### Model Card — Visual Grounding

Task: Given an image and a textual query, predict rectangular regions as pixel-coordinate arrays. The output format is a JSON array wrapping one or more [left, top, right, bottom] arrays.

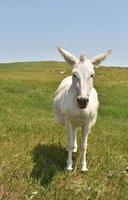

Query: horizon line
[[0, 59, 127, 68]]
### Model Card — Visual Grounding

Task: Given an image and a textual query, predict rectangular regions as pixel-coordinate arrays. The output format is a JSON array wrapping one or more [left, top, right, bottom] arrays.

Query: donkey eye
[[73, 74, 78, 79], [90, 74, 94, 78]]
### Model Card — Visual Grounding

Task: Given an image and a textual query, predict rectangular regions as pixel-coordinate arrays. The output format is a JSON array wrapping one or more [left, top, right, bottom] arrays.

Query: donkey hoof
[[66, 166, 73, 171], [66, 164, 73, 171], [73, 147, 77, 153], [81, 166, 88, 172]]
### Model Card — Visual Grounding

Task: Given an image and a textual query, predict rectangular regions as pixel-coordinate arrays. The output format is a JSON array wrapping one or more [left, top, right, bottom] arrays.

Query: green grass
[[0, 61, 128, 200]]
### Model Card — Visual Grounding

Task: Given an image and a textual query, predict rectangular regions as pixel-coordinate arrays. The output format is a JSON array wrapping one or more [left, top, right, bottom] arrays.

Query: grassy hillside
[[0, 61, 128, 200]]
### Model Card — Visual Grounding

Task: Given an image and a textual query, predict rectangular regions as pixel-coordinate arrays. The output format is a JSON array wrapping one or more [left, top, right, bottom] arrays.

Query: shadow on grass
[[31, 143, 67, 186]]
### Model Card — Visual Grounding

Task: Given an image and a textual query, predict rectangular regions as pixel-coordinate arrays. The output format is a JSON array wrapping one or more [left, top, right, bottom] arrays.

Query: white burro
[[53, 47, 111, 171]]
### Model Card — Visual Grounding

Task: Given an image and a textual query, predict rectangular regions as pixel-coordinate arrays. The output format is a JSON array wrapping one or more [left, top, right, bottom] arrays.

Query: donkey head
[[57, 47, 111, 109]]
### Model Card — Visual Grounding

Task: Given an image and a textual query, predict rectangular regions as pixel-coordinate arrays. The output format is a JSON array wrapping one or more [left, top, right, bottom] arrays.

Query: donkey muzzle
[[77, 96, 89, 109]]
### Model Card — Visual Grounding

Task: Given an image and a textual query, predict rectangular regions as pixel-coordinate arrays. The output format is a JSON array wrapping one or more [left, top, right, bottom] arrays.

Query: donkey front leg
[[81, 125, 90, 172], [73, 129, 77, 152], [65, 121, 76, 171]]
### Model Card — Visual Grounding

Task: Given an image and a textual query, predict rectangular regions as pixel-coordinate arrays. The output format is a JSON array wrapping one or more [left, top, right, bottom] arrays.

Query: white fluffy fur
[[53, 47, 111, 171]]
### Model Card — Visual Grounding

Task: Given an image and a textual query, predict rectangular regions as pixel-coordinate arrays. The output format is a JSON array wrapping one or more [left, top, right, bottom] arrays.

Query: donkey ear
[[90, 49, 112, 67], [57, 47, 77, 65]]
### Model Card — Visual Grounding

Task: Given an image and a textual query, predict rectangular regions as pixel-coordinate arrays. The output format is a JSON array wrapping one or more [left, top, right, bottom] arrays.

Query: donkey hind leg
[[65, 121, 76, 171], [81, 125, 91, 172]]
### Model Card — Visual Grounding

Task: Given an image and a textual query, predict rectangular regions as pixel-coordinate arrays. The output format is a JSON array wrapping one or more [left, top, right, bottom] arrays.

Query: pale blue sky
[[0, 0, 128, 66]]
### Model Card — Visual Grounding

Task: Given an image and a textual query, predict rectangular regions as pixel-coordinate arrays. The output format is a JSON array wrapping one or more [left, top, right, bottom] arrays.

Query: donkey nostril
[[77, 97, 80, 103], [86, 98, 89, 103]]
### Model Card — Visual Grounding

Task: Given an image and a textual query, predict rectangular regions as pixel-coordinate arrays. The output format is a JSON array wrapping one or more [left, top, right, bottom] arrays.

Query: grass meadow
[[0, 61, 128, 200]]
